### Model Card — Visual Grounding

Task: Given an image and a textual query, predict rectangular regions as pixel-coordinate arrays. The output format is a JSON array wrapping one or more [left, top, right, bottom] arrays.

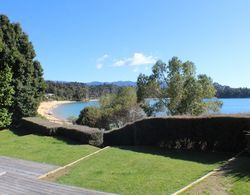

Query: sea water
[[52, 98, 250, 120]]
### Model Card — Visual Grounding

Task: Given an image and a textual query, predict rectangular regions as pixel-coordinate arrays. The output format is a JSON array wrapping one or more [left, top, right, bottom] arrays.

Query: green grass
[[0, 129, 98, 166], [57, 146, 230, 195], [1, 129, 243, 194], [228, 156, 250, 194], [171, 154, 250, 195]]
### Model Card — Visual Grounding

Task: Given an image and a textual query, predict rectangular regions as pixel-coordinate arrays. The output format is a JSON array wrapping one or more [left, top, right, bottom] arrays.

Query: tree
[[0, 65, 14, 128], [0, 15, 45, 122], [137, 57, 222, 116], [0, 27, 14, 128], [76, 87, 144, 130], [76, 107, 102, 128]]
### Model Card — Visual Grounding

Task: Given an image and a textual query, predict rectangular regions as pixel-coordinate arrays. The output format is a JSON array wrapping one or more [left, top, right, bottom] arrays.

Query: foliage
[[76, 87, 145, 130], [215, 82, 250, 98], [0, 130, 98, 166], [104, 116, 249, 152], [45, 81, 88, 101], [0, 65, 14, 128], [44, 80, 250, 102], [45, 80, 121, 101], [57, 146, 229, 195], [137, 57, 222, 116], [76, 107, 102, 128], [0, 15, 45, 123], [20, 117, 103, 146]]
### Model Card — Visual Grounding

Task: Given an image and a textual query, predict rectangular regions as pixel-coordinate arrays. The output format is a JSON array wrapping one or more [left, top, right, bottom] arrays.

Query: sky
[[1, 0, 250, 87]]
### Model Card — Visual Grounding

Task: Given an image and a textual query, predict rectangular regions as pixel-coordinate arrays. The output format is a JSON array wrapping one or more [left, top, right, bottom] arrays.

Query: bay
[[52, 98, 250, 120]]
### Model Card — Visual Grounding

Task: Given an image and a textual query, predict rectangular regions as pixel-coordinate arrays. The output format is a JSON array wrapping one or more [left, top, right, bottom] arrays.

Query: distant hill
[[45, 80, 250, 100], [214, 82, 250, 98], [86, 81, 136, 87]]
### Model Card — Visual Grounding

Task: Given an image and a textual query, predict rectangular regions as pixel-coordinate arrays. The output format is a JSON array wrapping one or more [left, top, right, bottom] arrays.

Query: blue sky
[[1, 0, 250, 87]]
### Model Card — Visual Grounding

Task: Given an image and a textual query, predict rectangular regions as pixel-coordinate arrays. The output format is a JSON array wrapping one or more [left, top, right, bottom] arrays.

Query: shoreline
[[37, 101, 75, 124]]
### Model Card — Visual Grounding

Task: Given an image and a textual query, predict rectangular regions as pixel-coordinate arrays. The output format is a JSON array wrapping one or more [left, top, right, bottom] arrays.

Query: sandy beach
[[37, 101, 75, 124]]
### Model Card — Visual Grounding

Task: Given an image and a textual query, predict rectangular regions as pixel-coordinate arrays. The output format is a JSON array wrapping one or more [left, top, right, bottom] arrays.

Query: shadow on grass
[[117, 146, 233, 165], [9, 128, 82, 145], [222, 152, 250, 181]]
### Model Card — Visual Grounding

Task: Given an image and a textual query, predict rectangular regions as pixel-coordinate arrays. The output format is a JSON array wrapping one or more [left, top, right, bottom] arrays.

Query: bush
[[20, 117, 103, 146], [104, 115, 250, 152], [76, 87, 145, 130], [246, 131, 250, 153], [76, 107, 102, 128]]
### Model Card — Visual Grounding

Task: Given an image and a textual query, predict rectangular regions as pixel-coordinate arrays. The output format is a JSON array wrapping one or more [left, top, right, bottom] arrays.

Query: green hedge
[[104, 116, 250, 152], [20, 117, 103, 146]]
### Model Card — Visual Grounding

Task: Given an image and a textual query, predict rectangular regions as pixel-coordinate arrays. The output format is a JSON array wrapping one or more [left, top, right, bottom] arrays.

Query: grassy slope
[[228, 156, 250, 194], [57, 146, 230, 195], [183, 154, 250, 195], [2, 129, 246, 194], [0, 130, 98, 166]]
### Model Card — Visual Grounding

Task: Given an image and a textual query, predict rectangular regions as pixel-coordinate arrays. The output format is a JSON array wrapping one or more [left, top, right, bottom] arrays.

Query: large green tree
[[0, 65, 14, 128], [137, 57, 222, 116], [0, 15, 45, 123], [77, 87, 144, 130]]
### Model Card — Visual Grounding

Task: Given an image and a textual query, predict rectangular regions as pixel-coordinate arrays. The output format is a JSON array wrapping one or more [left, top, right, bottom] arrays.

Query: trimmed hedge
[[19, 116, 250, 152], [20, 117, 103, 146], [104, 115, 250, 152]]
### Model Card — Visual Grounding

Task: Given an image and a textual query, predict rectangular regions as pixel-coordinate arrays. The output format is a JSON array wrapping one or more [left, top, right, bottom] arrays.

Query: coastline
[[37, 101, 75, 124]]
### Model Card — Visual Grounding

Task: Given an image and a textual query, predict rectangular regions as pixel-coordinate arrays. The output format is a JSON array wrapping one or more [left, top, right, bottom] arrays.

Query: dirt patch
[[182, 156, 246, 195], [183, 170, 232, 195], [40, 167, 71, 182]]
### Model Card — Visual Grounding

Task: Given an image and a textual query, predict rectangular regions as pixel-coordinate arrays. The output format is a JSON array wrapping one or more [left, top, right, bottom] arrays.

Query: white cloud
[[95, 54, 109, 69], [113, 53, 156, 67], [133, 67, 139, 72], [96, 63, 103, 69], [97, 54, 109, 62]]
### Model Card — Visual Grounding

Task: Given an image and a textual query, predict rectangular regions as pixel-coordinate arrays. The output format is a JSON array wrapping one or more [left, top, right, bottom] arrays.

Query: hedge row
[[20, 117, 103, 146], [104, 115, 250, 152]]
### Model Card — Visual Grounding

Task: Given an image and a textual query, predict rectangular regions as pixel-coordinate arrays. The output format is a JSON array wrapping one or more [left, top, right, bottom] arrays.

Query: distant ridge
[[86, 81, 136, 87], [45, 80, 250, 98], [46, 80, 136, 87], [86, 82, 250, 97]]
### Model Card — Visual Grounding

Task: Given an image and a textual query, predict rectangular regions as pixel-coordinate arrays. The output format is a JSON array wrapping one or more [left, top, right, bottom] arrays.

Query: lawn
[[182, 154, 250, 195], [1, 129, 244, 194], [0, 129, 98, 166], [228, 155, 250, 195], [57, 146, 231, 195]]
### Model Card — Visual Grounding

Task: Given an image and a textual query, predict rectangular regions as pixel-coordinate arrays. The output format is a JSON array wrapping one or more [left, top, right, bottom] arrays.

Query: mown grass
[[228, 155, 250, 194], [57, 146, 231, 195], [2, 129, 246, 194], [0, 129, 98, 166], [183, 154, 250, 195]]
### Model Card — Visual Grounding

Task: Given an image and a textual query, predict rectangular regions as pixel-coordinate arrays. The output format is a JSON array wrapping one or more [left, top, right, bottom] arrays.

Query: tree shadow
[[116, 146, 233, 165], [222, 152, 250, 181], [9, 128, 82, 145], [9, 127, 32, 136]]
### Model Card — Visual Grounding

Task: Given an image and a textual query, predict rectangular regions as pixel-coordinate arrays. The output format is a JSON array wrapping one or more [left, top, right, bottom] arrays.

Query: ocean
[[52, 98, 250, 120]]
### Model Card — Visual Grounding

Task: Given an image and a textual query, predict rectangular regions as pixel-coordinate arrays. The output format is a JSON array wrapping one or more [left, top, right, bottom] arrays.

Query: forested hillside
[[45, 80, 250, 101], [45, 81, 120, 100], [214, 83, 250, 98]]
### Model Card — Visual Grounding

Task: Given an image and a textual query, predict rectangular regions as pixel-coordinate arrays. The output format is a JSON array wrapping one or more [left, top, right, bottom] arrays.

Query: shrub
[[76, 87, 145, 130], [104, 115, 250, 152], [20, 117, 103, 146], [76, 107, 102, 128]]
